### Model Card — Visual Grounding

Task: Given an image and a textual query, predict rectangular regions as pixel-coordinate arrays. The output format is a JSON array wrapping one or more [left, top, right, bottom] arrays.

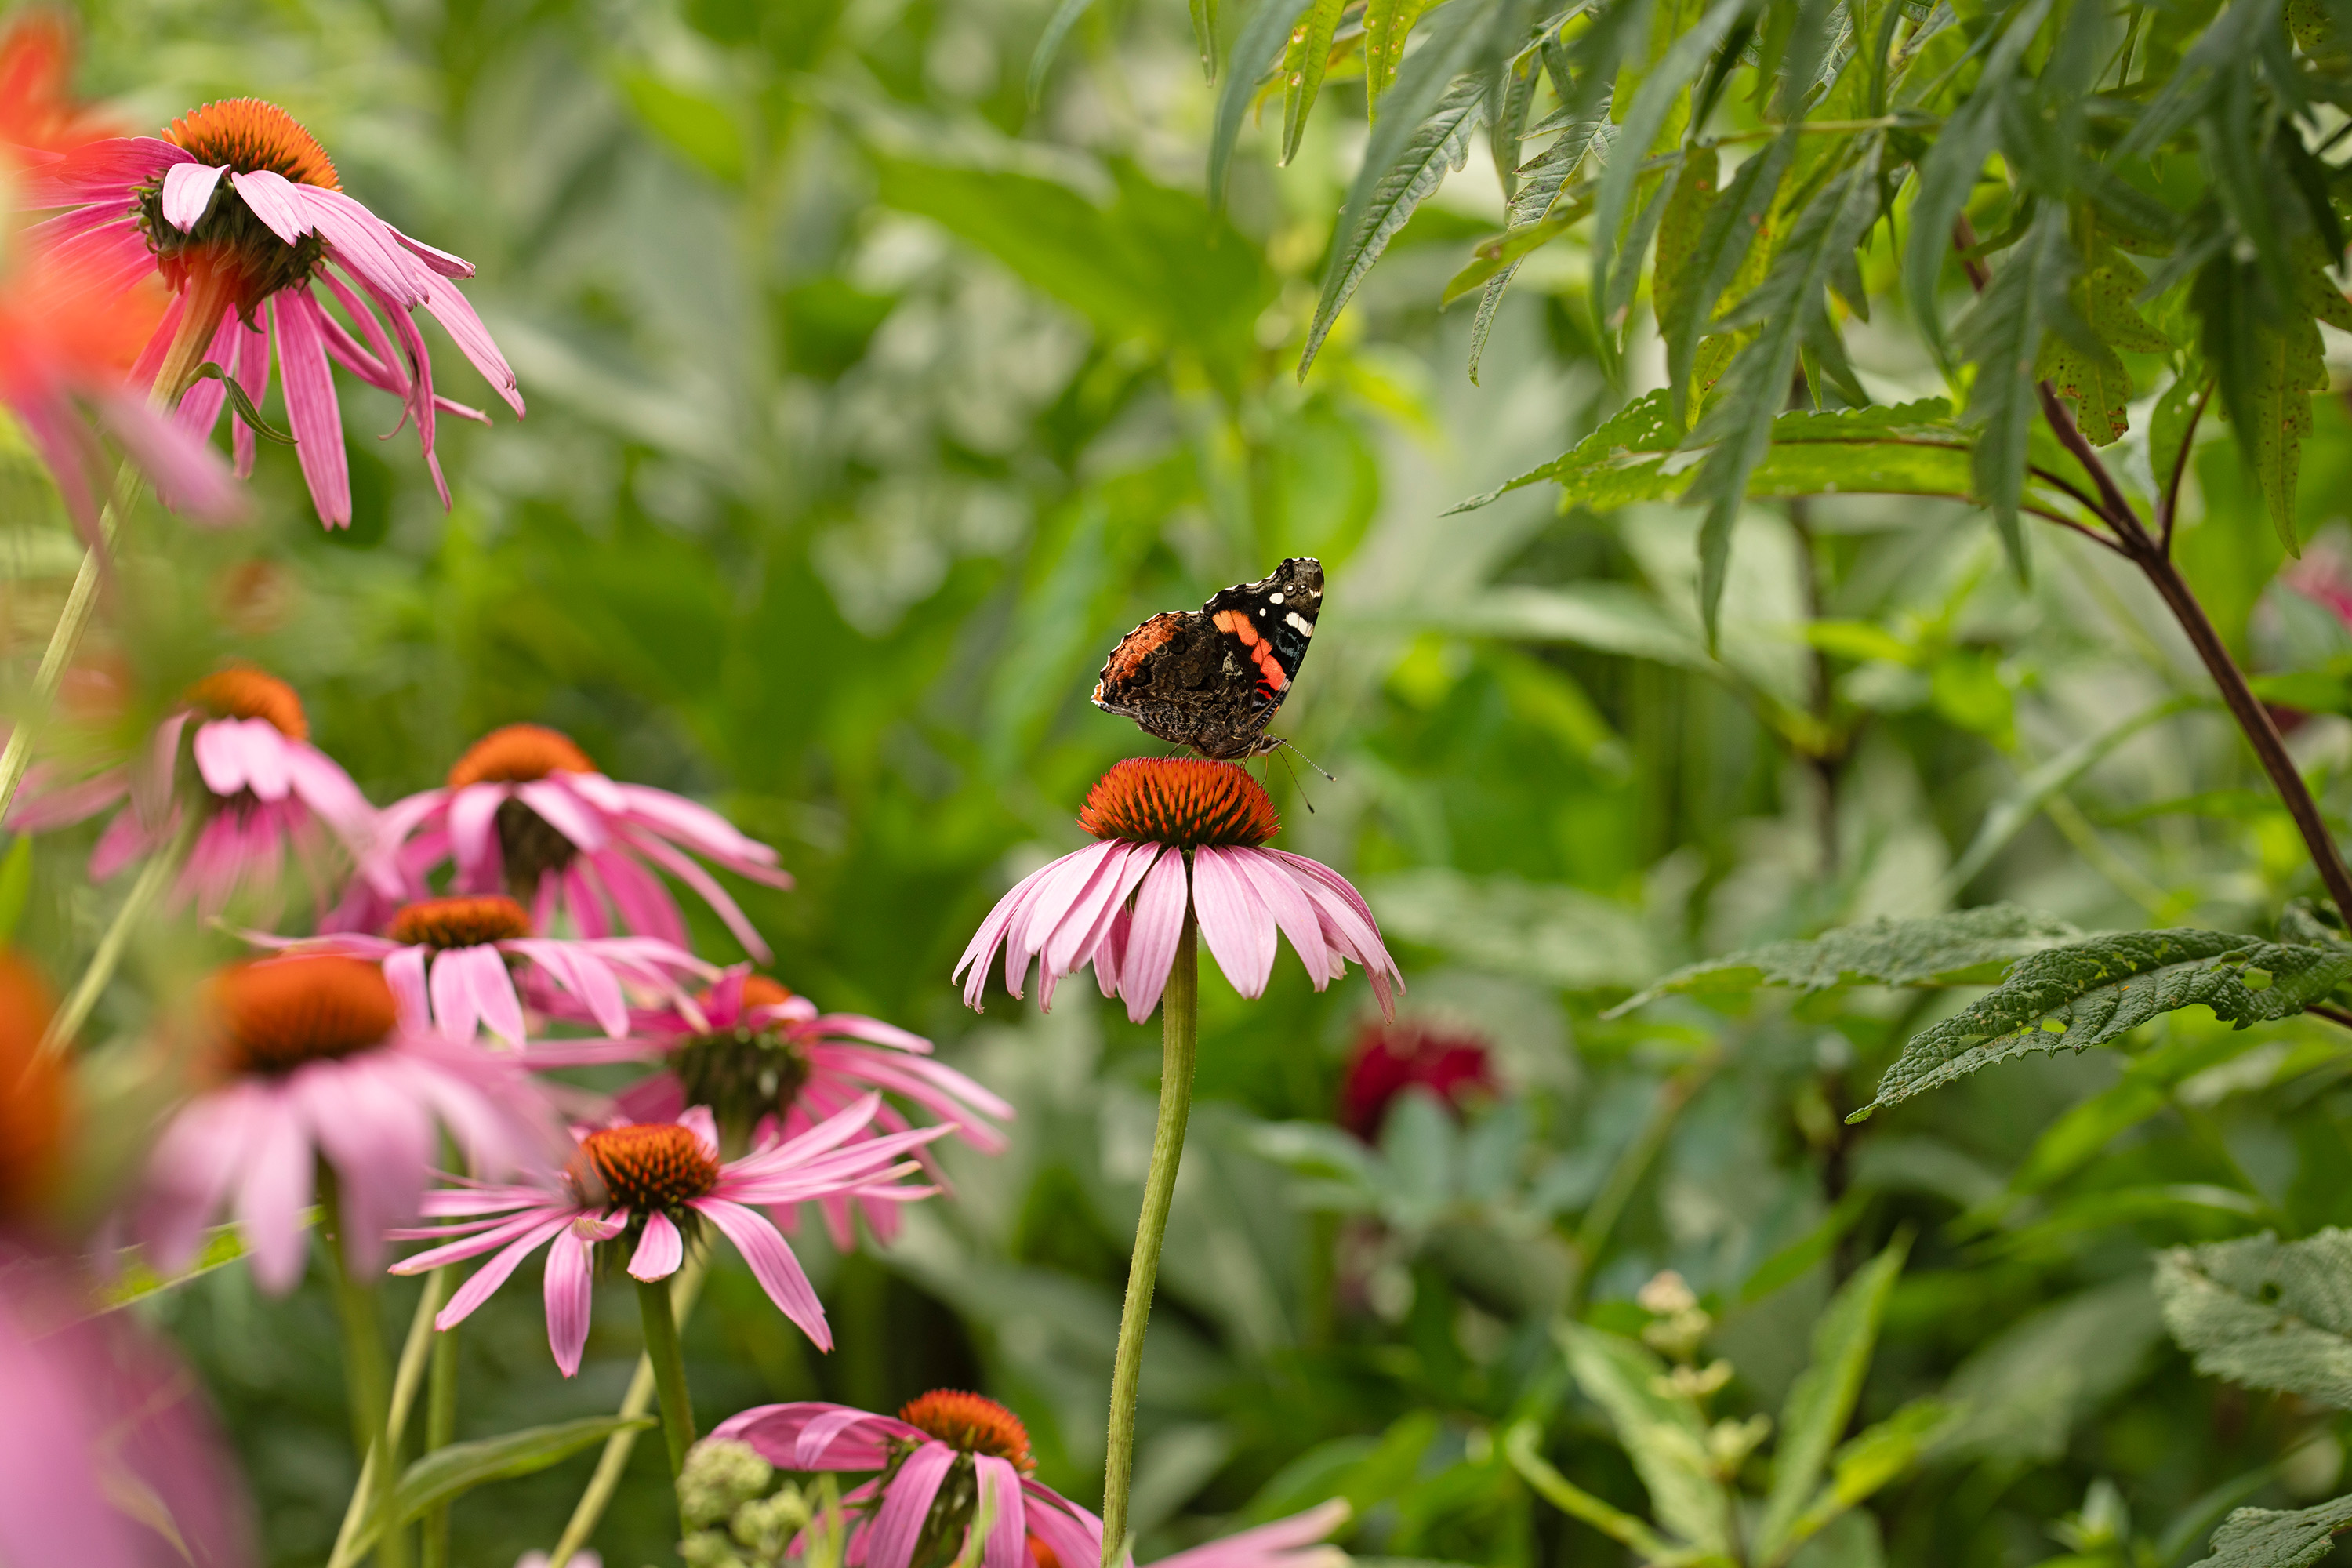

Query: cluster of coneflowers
[[0, 16, 1401, 1568]]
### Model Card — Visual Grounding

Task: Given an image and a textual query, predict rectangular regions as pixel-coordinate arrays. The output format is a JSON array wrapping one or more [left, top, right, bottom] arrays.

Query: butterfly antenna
[[1269, 746, 1316, 814], [1278, 738, 1338, 783]]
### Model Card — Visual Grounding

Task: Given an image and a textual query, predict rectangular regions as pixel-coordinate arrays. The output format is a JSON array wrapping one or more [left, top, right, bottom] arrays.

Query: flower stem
[[548, 1258, 706, 1568], [419, 1274, 460, 1568], [322, 1174, 411, 1568], [637, 1272, 699, 1484], [1101, 909, 1198, 1568], [36, 807, 195, 1060], [326, 1268, 448, 1568]]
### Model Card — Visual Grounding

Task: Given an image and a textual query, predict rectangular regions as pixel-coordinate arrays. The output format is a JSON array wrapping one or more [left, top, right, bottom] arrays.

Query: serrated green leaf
[[351, 1417, 654, 1559], [1279, 0, 1349, 160], [1444, 198, 1596, 307], [2199, 251, 2325, 556], [1591, 0, 1747, 323], [1660, 135, 1791, 428], [1490, 34, 1544, 201], [1364, 0, 1433, 112], [1957, 201, 2081, 578], [1301, 5, 1495, 379], [1857, 929, 2352, 1117], [1606, 904, 2082, 1015], [2189, 1494, 2352, 1568], [1466, 93, 1613, 379], [1212, 0, 1315, 209], [2035, 249, 2172, 446], [1755, 1238, 1911, 1564], [1557, 1323, 1732, 1554], [1681, 140, 1887, 642], [2156, 1230, 2352, 1408]]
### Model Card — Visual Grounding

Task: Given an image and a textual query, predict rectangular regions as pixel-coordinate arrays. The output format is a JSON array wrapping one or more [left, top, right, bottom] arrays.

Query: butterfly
[[1091, 557, 1323, 760]]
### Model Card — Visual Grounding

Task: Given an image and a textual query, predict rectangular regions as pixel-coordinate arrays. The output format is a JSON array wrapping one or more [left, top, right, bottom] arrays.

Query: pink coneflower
[[340, 723, 792, 960], [955, 759, 1400, 1024], [390, 1098, 944, 1374], [1148, 1502, 1351, 1568], [535, 969, 1011, 1247], [1337, 1021, 1496, 1140], [715, 1391, 1105, 1568], [251, 893, 714, 1047], [9, 666, 373, 915], [20, 96, 522, 527], [132, 954, 554, 1294]]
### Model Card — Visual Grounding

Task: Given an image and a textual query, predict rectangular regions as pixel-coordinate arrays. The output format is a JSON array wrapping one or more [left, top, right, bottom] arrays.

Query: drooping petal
[[429, 948, 482, 1044], [862, 1441, 956, 1568], [543, 1226, 593, 1377], [1116, 848, 1190, 1024], [466, 943, 527, 1046], [689, 1197, 828, 1348], [159, 162, 227, 231], [383, 944, 431, 1033], [236, 720, 294, 803], [15, 136, 190, 207], [99, 391, 245, 524], [973, 1455, 1028, 1568], [629, 1210, 684, 1281], [226, 167, 316, 246], [679, 1105, 721, 1162], [1229, 846, 1333, 986], [445, 784, 505, 881], [271, 289, 352, 526], [1191, 847, 1276, 999], [230, 1089, 314, 1294], [435, 1211, 573, 1330]]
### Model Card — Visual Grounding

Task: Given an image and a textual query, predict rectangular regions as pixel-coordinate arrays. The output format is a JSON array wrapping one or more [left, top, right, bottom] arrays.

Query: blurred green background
[[17, 0, 2352, 1562]]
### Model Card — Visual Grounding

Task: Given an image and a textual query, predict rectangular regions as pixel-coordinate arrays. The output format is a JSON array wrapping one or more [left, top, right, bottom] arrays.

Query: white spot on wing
[[1286, 612, 1313, 637], [1270, 592, 1284, 604]]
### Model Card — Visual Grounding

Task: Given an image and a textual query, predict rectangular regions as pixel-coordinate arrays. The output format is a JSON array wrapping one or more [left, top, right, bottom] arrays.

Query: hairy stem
[[322, 1174, 411, 1568], [548, 1258, 706, 1568], [637, 1274, 698, 1484], [1101, 910, 1200, 1567]]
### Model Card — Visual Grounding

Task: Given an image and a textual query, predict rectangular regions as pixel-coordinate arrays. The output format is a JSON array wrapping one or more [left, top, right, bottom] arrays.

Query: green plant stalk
[[637, 1273, 698, 1483], [326, 1269, 448, 1568], [36, 808, 198, 1060], [1100, 910, 1199, 1568], [547, 1258, 707, 1567], [322, 1174, 411, 1568], [419, 1273, 461, 1568]]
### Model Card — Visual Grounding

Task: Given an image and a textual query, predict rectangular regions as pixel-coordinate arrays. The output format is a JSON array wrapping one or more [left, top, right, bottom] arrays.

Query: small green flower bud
[[680, 1438, 776, 1528]]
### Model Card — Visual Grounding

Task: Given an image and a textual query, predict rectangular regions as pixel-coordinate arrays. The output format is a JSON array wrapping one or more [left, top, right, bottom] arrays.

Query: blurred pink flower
[[955, 759, 1400, 1024], [528, 968, 1011, 1247], [1149, 1502, 1350, 1568], [132, 955, 554, 1294], [9, 666, 372, 915], [391, 1098, 942, 1374], [251, 892, 714, 1047], [1338, 1021, 1494, 1141], [337, 724, 791, 960], [714, 1391, 1102, 1568], [20, 96, 521, 527]]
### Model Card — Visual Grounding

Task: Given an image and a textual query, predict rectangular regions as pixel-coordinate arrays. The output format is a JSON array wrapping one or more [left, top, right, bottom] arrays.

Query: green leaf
[[2037, 249, 2172, 447], [1936, 1276, 2164, 1464], [1590, 0, 1746, 324], [1956, 201, 2082, 579], [2155, 1230, 2352, 1408], [1557, 1323, 1731, 1555], [1684, 139, 1885, 644], [0, 834, 31, 946], [1027, 0, 1097, 106], [1464, 90, 1611, 380], [2188, 1494, 2352, 1568], [1784, 1402, 1954, 1549], [1280, 0, 1350, 162], [1301, 4, 1496, 380], [2198, 241, 2340, 554], [1755, 1238, 1911, 1564], [1364, 0, 1434, 113], [351, 1417, 655, 1558], [93, 1215, 310, 1312], [1444, 199, 1597, 307], [188, 363, 296, 446], [615, 71, 746, 184], [1365, 867, 1661, 989], [1659, 135, 1792, 429], [1606, 904, 2083, 1016], [1192, 0, 1220, 78], [1856, 929, 2352, 1118], [1211, 0, 1315, 209]]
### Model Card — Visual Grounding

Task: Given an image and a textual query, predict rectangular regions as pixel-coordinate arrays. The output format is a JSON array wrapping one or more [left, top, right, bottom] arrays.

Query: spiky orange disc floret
[[0, 954, 64, 1218], [213, 956, 396, 1076], [898, 1389, 1036, 1473], [387, 895, 531, 949], [448, 724, 596, 789], [186, 665, 307, 740], [739, 976, 795, 1010], [1076, 757, 1279, 849], [572, 1124, 721, 1210], [163, 98, 339, 187]]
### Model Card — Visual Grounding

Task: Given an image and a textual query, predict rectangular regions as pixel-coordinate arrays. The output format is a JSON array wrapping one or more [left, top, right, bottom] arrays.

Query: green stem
[[326, 1269, 446, 1568], [1100, 909, 1199, 1568], [548, 1259, 706, 1568], [322, 1174, 411, 1568], [37, 808, 195, 1059], [419, 1273, 460, 1568], [637, 1273, 698, 1483]]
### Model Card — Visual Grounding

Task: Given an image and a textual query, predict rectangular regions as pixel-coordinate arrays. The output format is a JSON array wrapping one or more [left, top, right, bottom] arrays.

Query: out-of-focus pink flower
[[0, 17, 241, 535], [955, 759, 1401, 1025], [9, 666, 373, 916], [18, 96, 521, 528], [2282, 539, 2352, 627], [1147, 1501, 1351, 1568], [528, 968, 1011, 1247], [1338, 1021, 1496, 1141], [339, 723, 792, 960], [391, 1098, 943, 1374], [716, 1391, 1104, 1568], [250, 893, 714, 1047], [132, 954, 554, 1294]]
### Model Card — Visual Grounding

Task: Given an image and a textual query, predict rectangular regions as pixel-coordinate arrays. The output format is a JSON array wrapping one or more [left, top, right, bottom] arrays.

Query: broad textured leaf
[[1755, 1239, 1911, 1563], [1211, 0, 1315, 208], [1956, 201, 2081, 579], [1936, 1276, 2164, 1463], [1606, 904, 2082, 1015], [1364, 0, 1434, 112], [1684, 139, 1885, 644], [1279, 0, 1349, 162], [1301, 2, 1496, 379], [2156, 1230, 2352, 1407], [351, 1417, 653, 1555], [1857, 929, 2352, 1116], [1557, 1323, 1732, 1554], [2190, 1494, 2352, 1568]]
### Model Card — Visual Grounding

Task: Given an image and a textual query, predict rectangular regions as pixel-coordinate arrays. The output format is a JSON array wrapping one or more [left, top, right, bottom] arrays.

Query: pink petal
[[679, 1105, 721, 1161], [1192, 848, 1276, 998], [160, 162, 228, 231], [436, 1211, 572, 1328], [231, 1090, 314, 1294], [447, 784, 506, 882], [690, 1197, 828, 1348], [629, 1210, 684, 1281], [864, 1442, 956, 1568], [543, 1227, 594, 1376], [1116, 848, 1190, 1024], [383, 945, 432, 1032], [15, 136, 189, 206], [974, 1455, 1028, 1568], [515, 778, 608, 853], [189, 719, 249, 797], [467, 944, 527, 1045], [227, 168, 315, 246], [1229, 847, 1332, 985], [430, 947, 482, 1043], [237, 720, 294, 802], [99, 392, 244, 524], [271, 289, 352, 526], [391, 227, 475, 278]]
